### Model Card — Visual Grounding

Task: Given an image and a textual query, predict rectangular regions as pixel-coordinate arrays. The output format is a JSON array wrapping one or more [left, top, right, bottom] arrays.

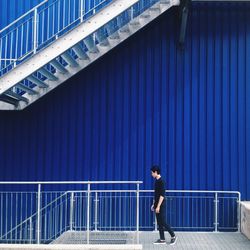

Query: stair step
[[27, 75, 49, 88], [140, 10, 151, 18], [105, 20, 120, 39], [61, 52, 78, 67], [50, 59, 68, 74], [5, 90, 29, 104], [38, 68, 57, 81], [72, 44, 88, 60], [84, 36, 99, 53], [0, 95, 19, 106], [96, 29, 110, 47], [149, 3, 161, 11], [16, 83, 38, 95], [160, 0, 171, 4]]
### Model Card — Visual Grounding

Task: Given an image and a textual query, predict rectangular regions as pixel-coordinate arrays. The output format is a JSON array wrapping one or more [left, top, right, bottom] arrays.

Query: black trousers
[[155, 204, 175, 240]]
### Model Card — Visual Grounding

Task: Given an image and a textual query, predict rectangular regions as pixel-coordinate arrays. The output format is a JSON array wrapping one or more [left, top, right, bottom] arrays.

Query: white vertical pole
[[237, 193, 241, 232], [33, 7, 38, 54], [154, 216, 157, 231], [94, 192, 98, 231], [136, 184, 140, 244], [70, 192, 74, 231], [214, 192, 218, 232], [87, 183, 90, 244], [29, 217, 33, 243], [80, 0, 84, 23], [37, 184, 41, 244]]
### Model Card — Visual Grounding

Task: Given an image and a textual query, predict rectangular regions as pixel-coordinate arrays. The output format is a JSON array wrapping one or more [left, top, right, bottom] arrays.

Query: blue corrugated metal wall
[[0, 2, 249, 200]]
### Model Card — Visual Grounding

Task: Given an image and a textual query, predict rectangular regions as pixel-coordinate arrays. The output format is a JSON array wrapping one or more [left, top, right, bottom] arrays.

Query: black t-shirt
[[154, 177, 165, 208]]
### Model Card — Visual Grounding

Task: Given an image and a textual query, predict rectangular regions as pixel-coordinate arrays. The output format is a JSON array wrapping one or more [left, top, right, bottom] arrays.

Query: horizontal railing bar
[[0, 181, 143, 185], [0, 59, 18, 61], [140, 190, 241, 195]]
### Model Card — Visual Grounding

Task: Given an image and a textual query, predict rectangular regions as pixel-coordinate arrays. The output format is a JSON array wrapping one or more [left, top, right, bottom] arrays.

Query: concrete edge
[[0, 244, 142, 250]]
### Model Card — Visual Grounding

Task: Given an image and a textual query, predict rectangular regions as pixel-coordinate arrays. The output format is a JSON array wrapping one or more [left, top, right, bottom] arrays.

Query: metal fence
[[0, 181, 241, 245], [0, 181, 142, 244]]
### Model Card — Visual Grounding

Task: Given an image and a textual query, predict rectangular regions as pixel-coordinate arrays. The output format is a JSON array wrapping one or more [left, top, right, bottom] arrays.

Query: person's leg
[[159, 205, 175, 238], [163, 220, 175, 238], [156, 212, 165, 240], [159, 205, 178, 245]]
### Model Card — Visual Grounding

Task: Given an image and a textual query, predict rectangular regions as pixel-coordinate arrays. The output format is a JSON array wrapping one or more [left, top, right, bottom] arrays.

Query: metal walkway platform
[[141, 232, 250, 250], [0, 232, 248, 249], [51, 231, 250, 249]]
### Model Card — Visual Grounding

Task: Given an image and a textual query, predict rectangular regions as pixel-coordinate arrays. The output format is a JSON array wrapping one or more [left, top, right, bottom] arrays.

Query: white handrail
[[0, 181, 142, 184]]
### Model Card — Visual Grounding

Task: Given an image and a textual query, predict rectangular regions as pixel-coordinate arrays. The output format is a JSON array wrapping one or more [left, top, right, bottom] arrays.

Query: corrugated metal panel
[[0, 2, 249, 202]]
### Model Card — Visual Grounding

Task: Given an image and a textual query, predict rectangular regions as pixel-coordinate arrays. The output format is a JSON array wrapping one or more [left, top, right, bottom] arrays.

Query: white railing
[[0, 0, 114, 75], [0, 181, 142, 244], [0, 181, 241, 245], [140, 190, 241, 232]]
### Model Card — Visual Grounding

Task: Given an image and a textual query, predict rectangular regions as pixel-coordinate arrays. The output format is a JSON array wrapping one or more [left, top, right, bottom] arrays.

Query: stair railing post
[[29, 217, 33, 244], [70, 192, 74, 231], [80, 0, 84, 23], [87, 183, 90, 244], [94, 192, 98, 231], [136, 183, 140, 244], [36, 183, 41, 244], [214, 192, 218, 232], [33, 7, 38, 54]]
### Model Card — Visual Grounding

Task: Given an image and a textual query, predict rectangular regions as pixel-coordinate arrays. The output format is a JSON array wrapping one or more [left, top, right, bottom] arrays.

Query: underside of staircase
[[0, 0, 180, 110]]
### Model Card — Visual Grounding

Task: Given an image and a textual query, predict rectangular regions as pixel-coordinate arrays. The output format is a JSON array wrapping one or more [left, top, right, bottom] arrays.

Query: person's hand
[[155, 206, 160, 213], [151, 204, 155, 212]]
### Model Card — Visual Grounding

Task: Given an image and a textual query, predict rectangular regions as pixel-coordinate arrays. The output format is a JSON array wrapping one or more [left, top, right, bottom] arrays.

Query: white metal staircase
[[0, 0, 180, 110]]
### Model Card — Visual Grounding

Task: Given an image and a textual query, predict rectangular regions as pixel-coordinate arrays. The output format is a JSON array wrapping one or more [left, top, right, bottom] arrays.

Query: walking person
[[151, 165, 177, 245]]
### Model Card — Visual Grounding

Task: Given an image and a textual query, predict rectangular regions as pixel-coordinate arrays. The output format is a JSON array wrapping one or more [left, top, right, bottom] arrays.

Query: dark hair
[[151, 165, 161, 175]]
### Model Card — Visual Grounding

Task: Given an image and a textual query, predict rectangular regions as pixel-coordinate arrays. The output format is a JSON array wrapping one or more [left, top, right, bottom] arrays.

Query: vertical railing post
[[94, 192, 98, 231], [80, 0, 84, 23], [36, 183, 41, 244], [237, 193, 241, 232], [70, 192, 74, 231], [33, 7, 38, 54], [214, 192, 218, 232], [130, 6, 134, 20], [29, 217, 33, 244], [136, 184, 140, 244], [154, 216, 157, 231], [87, 183, 90, 244]]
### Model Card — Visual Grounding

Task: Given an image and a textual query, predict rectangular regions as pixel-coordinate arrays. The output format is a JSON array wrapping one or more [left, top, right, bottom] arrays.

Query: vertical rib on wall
[[0, 2, 249, 200]]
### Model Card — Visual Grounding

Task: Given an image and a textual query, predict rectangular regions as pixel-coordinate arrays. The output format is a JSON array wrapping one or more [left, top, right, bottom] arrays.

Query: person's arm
[[155, 180, 165, 213], [155, 196, 164, 213]]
